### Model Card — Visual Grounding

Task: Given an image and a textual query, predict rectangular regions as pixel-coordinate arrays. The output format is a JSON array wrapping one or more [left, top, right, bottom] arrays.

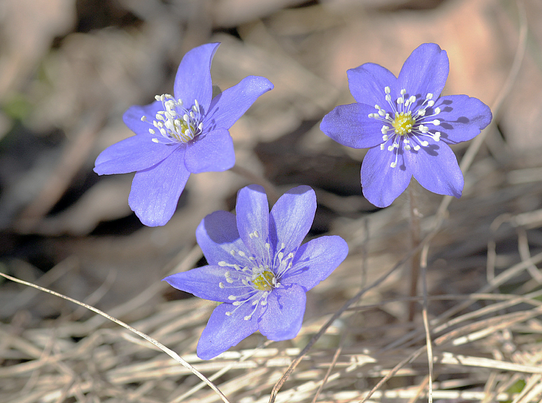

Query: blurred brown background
[[2, 0, 542, 402]]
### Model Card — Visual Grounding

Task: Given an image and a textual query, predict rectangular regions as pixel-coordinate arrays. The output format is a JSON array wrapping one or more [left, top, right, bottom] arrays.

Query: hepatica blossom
[[94, 43, 273, 226], [320, 43, 492, 208], [164, 185, 348, 359]]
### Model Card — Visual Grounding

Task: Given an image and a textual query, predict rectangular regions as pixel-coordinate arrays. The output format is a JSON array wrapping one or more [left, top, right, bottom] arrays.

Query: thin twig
[[311, 334, 345, 403], [420, 241, 433, 403]]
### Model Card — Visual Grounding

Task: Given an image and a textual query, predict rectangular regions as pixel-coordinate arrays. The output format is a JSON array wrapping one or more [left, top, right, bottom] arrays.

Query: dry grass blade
[[0, 272, 231, 403]]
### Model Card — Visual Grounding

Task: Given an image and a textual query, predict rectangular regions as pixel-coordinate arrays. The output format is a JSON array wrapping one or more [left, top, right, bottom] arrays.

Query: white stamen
[[147, 94, 204, 144]]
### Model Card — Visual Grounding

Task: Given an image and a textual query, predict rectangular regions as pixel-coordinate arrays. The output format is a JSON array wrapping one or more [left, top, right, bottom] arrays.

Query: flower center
[[367, 87, 443, 168], [216, 240, 296, 321], [392, 112, 414, 136], [141, 94, 204, 145], [252, 270, 276, 291]]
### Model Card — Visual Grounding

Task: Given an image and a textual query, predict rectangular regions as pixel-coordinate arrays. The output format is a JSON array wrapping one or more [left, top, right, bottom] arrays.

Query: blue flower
[[320, 43, 492, 208], [163, 185, 348, 360], [94, 43, 273, 226]]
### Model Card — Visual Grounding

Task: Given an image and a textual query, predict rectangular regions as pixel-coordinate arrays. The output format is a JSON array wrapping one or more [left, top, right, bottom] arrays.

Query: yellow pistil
[[252, 270, 275, 291], [392, 112, 414, 136]]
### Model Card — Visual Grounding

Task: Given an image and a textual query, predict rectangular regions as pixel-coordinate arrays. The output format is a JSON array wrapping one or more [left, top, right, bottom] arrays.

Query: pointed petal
[[128, 147, 190, 226], [406, 140, 463, 198], [123, 100, 164, 136], [282, 236, 348, 291], [258, 285, 306, 341], [361, 146, 411, 208], [269, 186, 316, 256], [347, 63, 397, 109], [94, 135, 176, 175], [196, 210, 251, 265], [434, 95, 492, 144], [235, 185, 270, 258], [174, 43, 220, 112], [205, 76, 273, 131], [197, 301, 260, 360], [163, 265, 252, 303], [320, 103, 386, 149], [397, 43, 449, 99], [184, 129, 235, 173]]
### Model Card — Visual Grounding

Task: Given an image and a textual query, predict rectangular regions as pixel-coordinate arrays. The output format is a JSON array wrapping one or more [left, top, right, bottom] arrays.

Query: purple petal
[[123, 101, 164, 136], [282, 236, 348, 291], [173, 43, 219, 113], [361, 146, 412, 208], [205, 76, 274, 131], [128, 147, 190, 226], [405, 140, 463, 198], [184, 129, 235, 173], [434, 95, 492, 144], [163, 265, 252, 303], [236, 185, 270, 258], [397, 43, 449, 99], [347, 63, 397, 109], [258, 284, 306, 341], [197, 301, 260, 360], [94, 135, 176, 175], [269, 186, 316, 256], [320, 103, 386, 149], [196, 210, 251, 266]]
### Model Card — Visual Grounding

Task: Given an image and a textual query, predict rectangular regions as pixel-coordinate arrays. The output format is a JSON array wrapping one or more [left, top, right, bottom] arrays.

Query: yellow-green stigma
[[252, 270, 276, 291], [392, 111, 414, 136]]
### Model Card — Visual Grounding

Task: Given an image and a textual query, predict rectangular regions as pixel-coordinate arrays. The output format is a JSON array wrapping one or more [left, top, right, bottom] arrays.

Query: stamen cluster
[[368, 87, 442, 168], [217, 239, 295, 321], [142, 94, 204, 144]]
